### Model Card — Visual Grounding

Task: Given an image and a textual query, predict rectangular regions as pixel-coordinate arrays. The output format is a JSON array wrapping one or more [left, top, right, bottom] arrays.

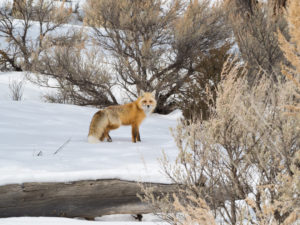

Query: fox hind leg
[[88, 110, 109, 143], [100, 133, 105, 142], [101, 127, 113, 142], [107, 133, 112, 142]]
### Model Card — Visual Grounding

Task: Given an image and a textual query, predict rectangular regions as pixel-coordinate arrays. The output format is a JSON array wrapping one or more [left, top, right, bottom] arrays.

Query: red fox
[[88, 90, 156, 143]]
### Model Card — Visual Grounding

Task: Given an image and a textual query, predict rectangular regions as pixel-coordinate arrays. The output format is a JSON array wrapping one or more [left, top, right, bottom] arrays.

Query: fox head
[[138, 90, 157, 115]]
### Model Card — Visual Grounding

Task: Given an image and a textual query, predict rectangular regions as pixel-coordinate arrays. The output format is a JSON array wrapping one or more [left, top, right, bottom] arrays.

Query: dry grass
[[141, 2, 300, 223], [278, 0, 300, 118]]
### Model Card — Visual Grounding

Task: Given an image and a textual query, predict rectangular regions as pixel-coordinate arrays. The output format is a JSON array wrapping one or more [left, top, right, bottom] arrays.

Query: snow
[[95, 214, 164, 222], [0, 71, 177, 224], [0, 72, 51, 101], [0, 72, 180, 186], [0, 217, 168, 225], [0, 100, 179, 185], [0, 2, 180, 223]]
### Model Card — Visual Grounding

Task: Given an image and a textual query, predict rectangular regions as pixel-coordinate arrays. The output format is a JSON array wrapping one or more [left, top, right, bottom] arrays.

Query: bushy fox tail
[[88, 110, 108, 143]]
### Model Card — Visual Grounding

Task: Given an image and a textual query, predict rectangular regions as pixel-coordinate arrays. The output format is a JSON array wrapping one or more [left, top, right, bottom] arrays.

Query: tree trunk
[[0, 178, 246, 219], [0, 179, 176, 219]]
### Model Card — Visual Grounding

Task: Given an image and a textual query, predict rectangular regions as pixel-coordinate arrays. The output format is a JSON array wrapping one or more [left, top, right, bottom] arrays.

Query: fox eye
[[149, 100, 153, 103], [142, 100, 147, 104]]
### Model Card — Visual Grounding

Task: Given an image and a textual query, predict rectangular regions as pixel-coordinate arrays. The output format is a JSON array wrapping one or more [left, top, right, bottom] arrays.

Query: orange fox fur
[[88, 91, 156, 143]]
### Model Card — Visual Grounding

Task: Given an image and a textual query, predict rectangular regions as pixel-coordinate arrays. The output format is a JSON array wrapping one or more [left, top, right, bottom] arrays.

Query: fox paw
[[107, 137, 112, 142]]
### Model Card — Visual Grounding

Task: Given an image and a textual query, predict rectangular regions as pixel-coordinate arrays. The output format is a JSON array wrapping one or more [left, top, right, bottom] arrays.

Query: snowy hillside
[[0, 71, 179, 224], [0, 72, 180, 186], [0, 72, 52, 102], [0, 101, 179, 185]]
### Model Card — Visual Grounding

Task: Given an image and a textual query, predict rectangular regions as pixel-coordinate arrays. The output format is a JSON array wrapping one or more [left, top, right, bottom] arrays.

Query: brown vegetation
[[0, 0, 71, 71], [142, 57, 299, 225], [142, 1, 300, 224], [84, 0, 229, 113], [225, 0, 287, 79], [278, 0, 300, 117], [177, 43, 232, 121], [31, 32, 118, 107]]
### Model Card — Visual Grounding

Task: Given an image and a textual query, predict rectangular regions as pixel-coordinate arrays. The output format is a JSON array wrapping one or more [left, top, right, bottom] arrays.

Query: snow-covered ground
[[0, 72, 180, 186], [0, 71, 179, 224], [0, 214, 168, 225], [0, 216, 168, 225], [0, 100, 179, 185], [0, 2, 179, 222]]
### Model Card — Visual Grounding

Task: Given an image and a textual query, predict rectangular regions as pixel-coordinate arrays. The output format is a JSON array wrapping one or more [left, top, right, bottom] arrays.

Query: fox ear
[[151, 90, 156, 96], [140, 90, 145, 96]]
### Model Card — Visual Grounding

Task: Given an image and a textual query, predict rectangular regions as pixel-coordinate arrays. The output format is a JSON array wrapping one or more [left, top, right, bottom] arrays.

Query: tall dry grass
[[141, 1, 300, 224]]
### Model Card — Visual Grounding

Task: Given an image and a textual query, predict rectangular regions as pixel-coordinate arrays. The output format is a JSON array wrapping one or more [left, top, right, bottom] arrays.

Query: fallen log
[[0, 179, 176, 218]]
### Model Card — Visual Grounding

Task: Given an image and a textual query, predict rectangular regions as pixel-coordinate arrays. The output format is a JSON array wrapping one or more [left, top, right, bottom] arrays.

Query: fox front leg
[[137, 130, 141, 142], [131, 124, 139, 143], [135, 125, 141, 142]]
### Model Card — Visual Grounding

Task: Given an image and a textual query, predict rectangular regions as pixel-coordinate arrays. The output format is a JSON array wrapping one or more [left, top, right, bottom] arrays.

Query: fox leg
[[137, 129, 141, 142], [100, 134, 105, 141], [106, 133, 112, 142], [100, 134, 106, 142], [103, 128, 112, 142], [132, 124, 141, 142], [88, 110, 109, 143], [131, 124, 138, 143]]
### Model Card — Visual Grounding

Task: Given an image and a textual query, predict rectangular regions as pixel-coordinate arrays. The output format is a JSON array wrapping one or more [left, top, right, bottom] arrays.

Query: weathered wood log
[[0, 179, 176, 218]]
